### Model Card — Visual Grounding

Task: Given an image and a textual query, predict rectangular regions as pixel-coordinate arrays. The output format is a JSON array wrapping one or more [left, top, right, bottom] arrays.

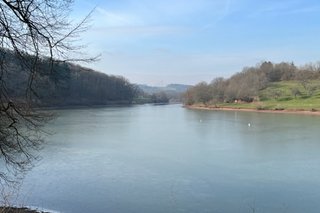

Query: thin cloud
[[285, 6, 320, 15], [95, 7, 141, 27], [201, 0, 232, 30], [92, 25, 193, 37], [248, 1, 320, 17]]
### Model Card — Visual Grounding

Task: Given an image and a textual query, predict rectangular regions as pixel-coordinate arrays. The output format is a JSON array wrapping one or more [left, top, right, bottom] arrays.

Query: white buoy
[[248, 123, 251, 127], [199, 119, 202, 123]]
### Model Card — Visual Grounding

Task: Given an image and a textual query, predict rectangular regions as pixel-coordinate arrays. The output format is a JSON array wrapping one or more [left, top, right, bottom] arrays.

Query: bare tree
[[0, 0, 95, 183], [192, 82, 212, 105], [210, 77, 226, 102]]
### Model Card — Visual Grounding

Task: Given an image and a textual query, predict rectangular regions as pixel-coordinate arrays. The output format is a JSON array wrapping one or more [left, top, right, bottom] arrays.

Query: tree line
[[3, 49, 139, 107], [184, 61, 320, 105]]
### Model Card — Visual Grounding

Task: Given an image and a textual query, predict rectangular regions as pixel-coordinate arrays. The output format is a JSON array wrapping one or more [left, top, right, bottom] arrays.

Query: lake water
[[13, 104, 320, 212]]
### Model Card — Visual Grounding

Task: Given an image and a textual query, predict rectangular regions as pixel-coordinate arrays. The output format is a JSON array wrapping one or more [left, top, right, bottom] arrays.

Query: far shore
[[185, 105, 320, 116], [36, 103, 134, 111], [0, 207, 49, 213], [36, 102, 178, 111]]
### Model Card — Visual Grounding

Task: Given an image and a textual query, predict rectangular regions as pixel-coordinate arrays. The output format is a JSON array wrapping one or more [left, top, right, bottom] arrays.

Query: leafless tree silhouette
[[0, 0, 95, 183]]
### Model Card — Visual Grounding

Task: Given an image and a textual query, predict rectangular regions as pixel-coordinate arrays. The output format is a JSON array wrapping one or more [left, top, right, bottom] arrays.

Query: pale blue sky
[[72, 0, 320, 86]]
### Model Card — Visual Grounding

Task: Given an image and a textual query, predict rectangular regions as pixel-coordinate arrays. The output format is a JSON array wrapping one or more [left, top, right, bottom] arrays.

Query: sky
[[71, 0, 320, 86]]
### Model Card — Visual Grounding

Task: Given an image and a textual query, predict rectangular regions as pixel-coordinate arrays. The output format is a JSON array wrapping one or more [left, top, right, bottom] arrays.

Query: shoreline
[[36, 102, 180, 111], [0, 207, 49, 213], [185, 105, 320, 116]]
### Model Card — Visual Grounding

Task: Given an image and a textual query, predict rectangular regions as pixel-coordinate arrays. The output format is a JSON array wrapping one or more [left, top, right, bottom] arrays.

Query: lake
[[13, 104, 320, 212]]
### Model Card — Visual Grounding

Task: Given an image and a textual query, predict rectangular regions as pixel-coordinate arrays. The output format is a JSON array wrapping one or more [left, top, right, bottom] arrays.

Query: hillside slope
[[184, 61, 320, 112], [192, 81, 320, 111], [2, 50, 138, 107]]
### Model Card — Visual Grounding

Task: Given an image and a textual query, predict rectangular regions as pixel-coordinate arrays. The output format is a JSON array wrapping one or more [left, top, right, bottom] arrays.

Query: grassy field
[[204, 81, 320, 111]]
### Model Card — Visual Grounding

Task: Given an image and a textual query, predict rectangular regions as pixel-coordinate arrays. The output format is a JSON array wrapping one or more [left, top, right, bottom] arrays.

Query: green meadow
[[211, 81, 320, 111]]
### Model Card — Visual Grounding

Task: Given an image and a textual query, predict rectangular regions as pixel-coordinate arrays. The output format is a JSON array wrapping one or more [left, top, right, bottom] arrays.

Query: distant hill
[[137, 84, 192, 103], [138, 84, 192, 94], [166, 84, 192, 93]]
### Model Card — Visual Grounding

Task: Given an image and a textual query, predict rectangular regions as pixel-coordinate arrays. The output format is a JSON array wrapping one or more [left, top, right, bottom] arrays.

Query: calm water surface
[[16, 104, 320, 213]]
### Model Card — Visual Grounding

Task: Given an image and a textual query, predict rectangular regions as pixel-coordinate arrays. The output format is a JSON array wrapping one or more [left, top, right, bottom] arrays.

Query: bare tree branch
[[0, 0, 95, 184]]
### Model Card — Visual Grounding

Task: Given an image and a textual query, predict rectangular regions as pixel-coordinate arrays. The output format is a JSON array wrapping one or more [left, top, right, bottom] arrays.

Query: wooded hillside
[[2, 49, 138, 107], [185, 61, 320, 110]]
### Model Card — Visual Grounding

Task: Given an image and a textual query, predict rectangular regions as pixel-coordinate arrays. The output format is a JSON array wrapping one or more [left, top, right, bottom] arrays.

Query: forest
[[184, 61, 320, 110], [2, 49, 140, 107]]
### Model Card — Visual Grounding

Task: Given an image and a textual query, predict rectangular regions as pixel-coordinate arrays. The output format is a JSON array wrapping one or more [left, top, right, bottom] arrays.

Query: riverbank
[[185, 104, 320, 116], [36, 102, 177, 111], [0, 207, 49, 213]]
